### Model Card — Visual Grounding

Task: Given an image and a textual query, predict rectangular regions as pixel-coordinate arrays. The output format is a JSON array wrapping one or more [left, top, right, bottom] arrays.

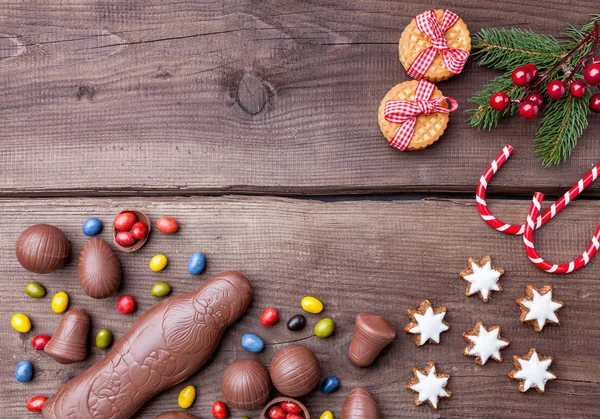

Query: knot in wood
[[236, 73, 268, 115]]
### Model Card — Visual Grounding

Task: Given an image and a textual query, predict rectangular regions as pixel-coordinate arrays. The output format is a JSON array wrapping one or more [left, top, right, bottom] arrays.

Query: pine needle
[[467, 73, 524, 130]]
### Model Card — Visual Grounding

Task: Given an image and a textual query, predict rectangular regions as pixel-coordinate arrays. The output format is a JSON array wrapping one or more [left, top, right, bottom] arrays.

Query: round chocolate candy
[[221, 359, 271, 410], [287, 314, 306, 331], [78, 238, 121, 299], [16, 224, 69, 274], [269, 345, 320, 397]]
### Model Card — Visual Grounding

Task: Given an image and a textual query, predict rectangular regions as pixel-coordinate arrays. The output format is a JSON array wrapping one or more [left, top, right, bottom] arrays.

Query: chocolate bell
[[44, 307, 90, 364], [348, 312, 396, 367]]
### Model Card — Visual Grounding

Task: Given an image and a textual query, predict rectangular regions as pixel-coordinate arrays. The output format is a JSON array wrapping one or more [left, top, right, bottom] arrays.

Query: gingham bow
[[407, 9, 469, 80], [384, 80, 458, 151]]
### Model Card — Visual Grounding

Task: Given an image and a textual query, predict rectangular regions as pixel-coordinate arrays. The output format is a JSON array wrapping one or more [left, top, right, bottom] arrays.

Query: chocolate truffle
[[270, 344, 320, 397], [16, 224, 69, 274], [261, 397, 311, 419], [341, 387, 381, 419], [78, 238, 121, 299], [155, 413, 200, 419], [349, 312, 396, 367], [44, 307, 90, 364], [222, 359, 271, 410]]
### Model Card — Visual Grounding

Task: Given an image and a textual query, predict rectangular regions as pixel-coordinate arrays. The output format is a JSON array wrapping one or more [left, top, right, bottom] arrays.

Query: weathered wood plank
[[0, 196, 599, 418], [0, 0, 599, 196]]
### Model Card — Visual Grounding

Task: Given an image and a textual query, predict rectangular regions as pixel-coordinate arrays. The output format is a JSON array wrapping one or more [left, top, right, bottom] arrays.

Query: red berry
[[212, 400, 228, 419], [546, 80, 566, 99], [523, 64, 538, 79], [130, 222, 148, 240], [512, 66, 533, 86], [116, 295, 136, 314], [113, 212, 137, 231], [583, 63, 600, 86], [590, 94, 600, 113], [268, 406, 287, 419], [489, 92, 510, 111], [569, 81, 587, 98], [519, 101, 539, 119], [594, 56, 600, 64], [31, 335, 51, 350], [526, 93, 544, 107], [280, 401, 302, 414], [286, 415, 304, 419], [156, 216, 179, 234], [260, 307, 279, 327], [26, 396, 47, 412]]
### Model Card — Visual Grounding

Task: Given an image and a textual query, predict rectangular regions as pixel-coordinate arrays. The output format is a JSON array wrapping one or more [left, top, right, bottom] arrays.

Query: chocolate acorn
[[341, 387, 381, 419], [155, 413, 200, 419], [78, 238, 121, 299], [44, 307, 90, 364], [270, 344, 320, 397], [349, 312, 396, 367], [261, 397, 310, 419], [222, 359, 271, 410], [16, 224, 69, 274]]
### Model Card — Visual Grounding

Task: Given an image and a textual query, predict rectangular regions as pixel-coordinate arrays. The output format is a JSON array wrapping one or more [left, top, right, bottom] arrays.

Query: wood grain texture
[[0, 0, 599, 196], [1, 196, 599, 418]]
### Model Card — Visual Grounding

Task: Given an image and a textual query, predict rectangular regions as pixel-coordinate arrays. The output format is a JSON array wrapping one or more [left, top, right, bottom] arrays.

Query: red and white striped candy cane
[[477, 145, 600, 235], [523, 192, 600, 273]]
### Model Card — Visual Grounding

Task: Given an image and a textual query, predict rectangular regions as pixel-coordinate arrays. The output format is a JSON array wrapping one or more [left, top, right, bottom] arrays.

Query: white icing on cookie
[[466, 324, 508, 364], [513, 351, 556, 391], [408, 307, 449, 345], [521, 289, 563, 330], [409, 365, 450, 409], [463, 260, 502, 300]]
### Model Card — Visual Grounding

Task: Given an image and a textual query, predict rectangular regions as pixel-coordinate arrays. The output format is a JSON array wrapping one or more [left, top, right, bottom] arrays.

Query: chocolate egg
[[261, 397, 311, 419], [112, 209, 151, 252], [16, 224, 69, 274], [341, 387, 380, 419], [78, 238, 121, 298], [269, 344, 320, 397], [155, 413, 200, 419], [221, 359, 271, 410]]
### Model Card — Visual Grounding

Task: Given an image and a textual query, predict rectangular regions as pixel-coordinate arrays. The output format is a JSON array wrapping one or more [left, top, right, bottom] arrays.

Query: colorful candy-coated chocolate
[[115, 231, 136, 246], [320, 411, 334, 419], [314, 318, 335, 338], [156, 216, 179, 234], [11, 313, 31, 333], [260, 307, 279, 327], [241, 333, 265, 353], [287, 415, 303, 419], [268, 406, 287, 419], [178, 385, 196, 409], [151, 282, 172, 297], [82, 218, 103, 236], [113, 212, 137, 231], [321, 375, 340, 394], [24, 282, 46, 298], [281, 401, 302, 414], [130, 222, 148, 240], [95, 329, 113, 350], [301, 296, 323, 314], [187, 252, 206, 275], [116, 295, 136, 314], [32, 335, 51, 350], [287, 314, 306, 331], [51, 291, 69, 313], [212, 400, 228, 419], [150, 254, 168, 272], [14, 360, 33, 383], [26, 395, 47, 412]]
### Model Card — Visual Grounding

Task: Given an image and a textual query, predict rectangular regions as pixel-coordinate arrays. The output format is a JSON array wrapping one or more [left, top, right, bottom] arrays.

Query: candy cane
[[523, 192, 600, 273], [477, 145, 600, 235]]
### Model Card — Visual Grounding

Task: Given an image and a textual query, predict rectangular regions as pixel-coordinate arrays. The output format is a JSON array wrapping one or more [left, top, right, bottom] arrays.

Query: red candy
[[212, 400, 228, 419], [26, 396, 47, 412], [32, 335, 51, 350], [115, 231, 136, 246], [287, 415, 303, 419], [130, 222, 148, 240], [260, 307, 279, 327], [156, 217, 179, 234], [116, 295, 136, 314], [280, 401, 302, 414], [268, 406, 287, 419], [113, 212, 137, 231]]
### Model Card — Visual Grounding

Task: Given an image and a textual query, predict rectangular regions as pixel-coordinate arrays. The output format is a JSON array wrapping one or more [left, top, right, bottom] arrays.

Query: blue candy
[[241, 333, 264, 353], [14, 360, 33, 383], [321, 375, 340, 394], [82, 218, 103, 236], [187, 252, 206, 275]]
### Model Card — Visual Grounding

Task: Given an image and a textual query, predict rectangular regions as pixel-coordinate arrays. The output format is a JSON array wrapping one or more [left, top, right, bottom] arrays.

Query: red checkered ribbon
[[384, 80, 458, 151], [407, 9, 469, 80]]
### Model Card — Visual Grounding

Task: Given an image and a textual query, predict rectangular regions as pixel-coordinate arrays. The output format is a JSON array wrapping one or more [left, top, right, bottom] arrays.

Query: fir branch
[[467, 73, 525, 130], [566, 14, 600, 42]]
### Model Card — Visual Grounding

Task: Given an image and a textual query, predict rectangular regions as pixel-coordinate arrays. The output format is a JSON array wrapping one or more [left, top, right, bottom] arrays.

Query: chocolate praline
[[16, 224, 69, 274]]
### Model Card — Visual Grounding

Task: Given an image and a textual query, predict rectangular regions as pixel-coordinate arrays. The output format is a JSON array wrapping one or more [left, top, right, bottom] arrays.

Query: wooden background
[[1, 0, 599, 418]]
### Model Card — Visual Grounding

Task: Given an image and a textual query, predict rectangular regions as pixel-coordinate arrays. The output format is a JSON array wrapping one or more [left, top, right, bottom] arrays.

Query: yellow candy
[[149, 254, 168, 272], [178, 385, 196, 409], [301, 296, 324, 314], [52, 291, 69, 313], [11, 313, 31, 333], [320, 411, 334, 419]]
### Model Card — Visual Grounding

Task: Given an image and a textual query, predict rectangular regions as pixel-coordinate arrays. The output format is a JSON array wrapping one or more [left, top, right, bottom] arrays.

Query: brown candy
[[42, 271, 253, 419], [269, 344, 320, 397], [155, 413, 200, 419], [341, 387, 381, 419], [78, 238, 121, 299], [348, 312, 396, 367], [16, 224, 69, 274], [44, 307, 90, 364], [261, 397, 311, 419], [221, 359, 271, 410]]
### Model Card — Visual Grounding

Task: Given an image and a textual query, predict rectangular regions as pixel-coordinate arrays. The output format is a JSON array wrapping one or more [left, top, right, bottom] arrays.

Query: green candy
[[151, 282, 172, 297], [24, 282, 46, 298], [96, 329, 113, 350], [314, 318, 335, 338]]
